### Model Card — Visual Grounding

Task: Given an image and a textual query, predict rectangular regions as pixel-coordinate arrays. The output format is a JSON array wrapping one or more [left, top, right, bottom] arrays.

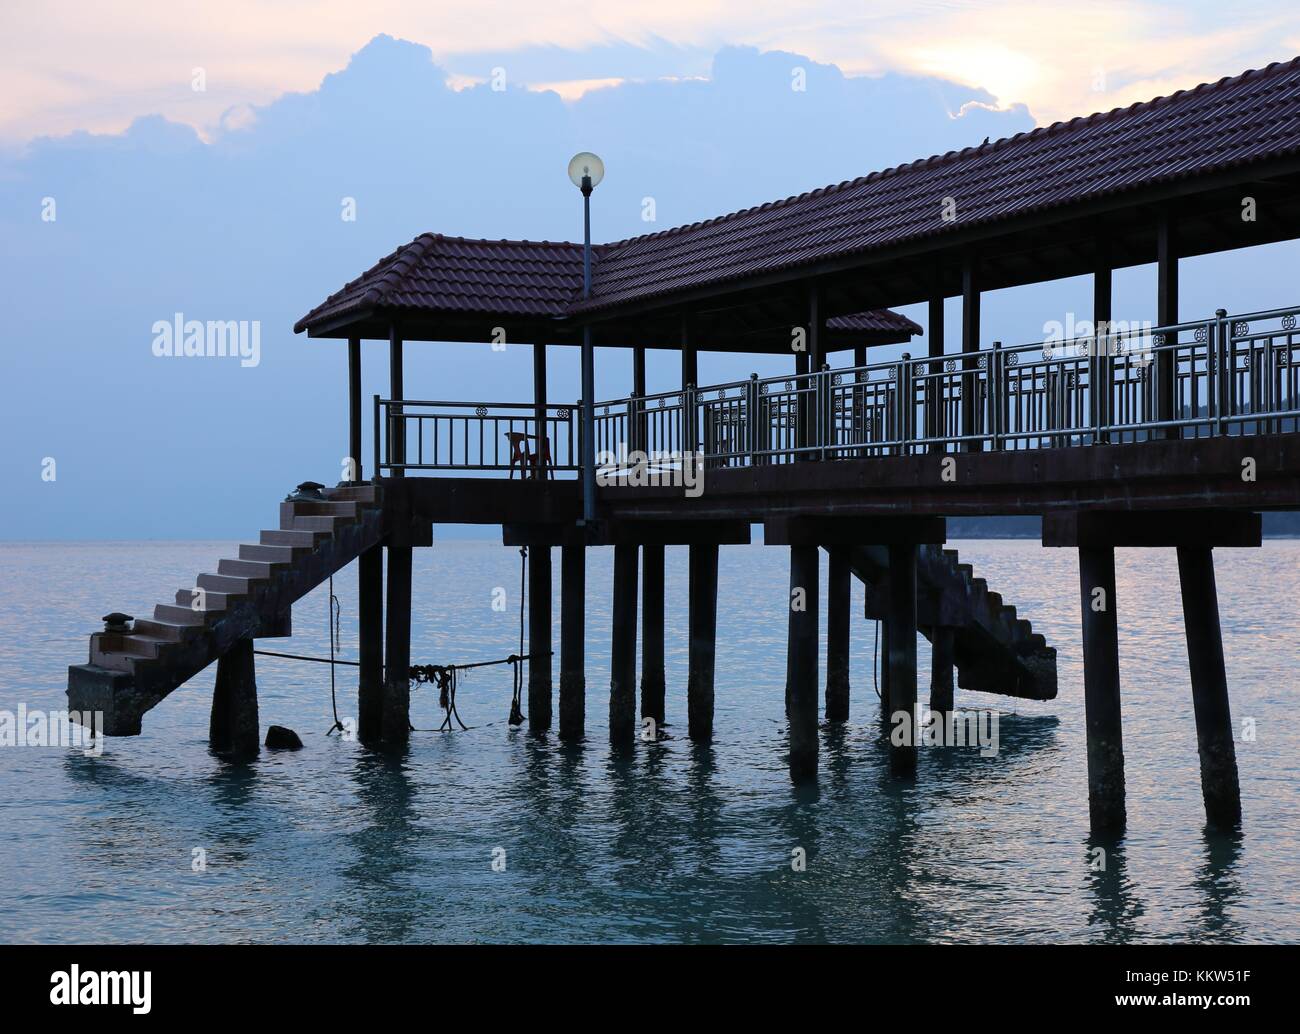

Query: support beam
[[210, 638, 259, 757], [383, 540, 413, 744], [1176, 546, 1242, 828], [357, 543, 384, 744], [687, 542, 719, 741], [1156, 215, 1178, 438], [640, 542, 666, 730], [559, 540, 586, 741], [1043, 510, 1261, 549], [825, 546, 850, 722], [886, 542, 918, 775], [348, 336, 362, 480], [786, 544, 819, 780], [1078, 545, 1126, 831], [528, 544, 553, 732], [961, 259, 981, 451], [610, 543, 639, 746]]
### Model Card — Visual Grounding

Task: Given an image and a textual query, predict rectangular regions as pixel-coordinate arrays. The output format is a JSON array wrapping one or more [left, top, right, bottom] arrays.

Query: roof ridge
[[593, 54, 1300, 255]]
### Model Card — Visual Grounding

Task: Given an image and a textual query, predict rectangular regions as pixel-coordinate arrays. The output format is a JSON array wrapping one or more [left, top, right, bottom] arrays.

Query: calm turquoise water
[[0, 539, 1296, 944]]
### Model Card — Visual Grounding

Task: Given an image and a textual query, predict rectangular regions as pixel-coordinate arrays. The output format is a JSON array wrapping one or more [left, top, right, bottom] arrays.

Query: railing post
[[627, 391, 639, 456], [1214, 308, 1229, 436], [748, 373, 759, 466], [894, 356, 906, 455], [372, 394, 381, 478], [819, 362, 831, 460], [684, 383, 697, 455], [989, 341, 1002, 450]]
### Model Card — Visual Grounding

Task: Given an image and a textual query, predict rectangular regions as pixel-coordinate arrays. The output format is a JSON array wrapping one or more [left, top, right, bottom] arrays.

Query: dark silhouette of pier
[[70, 56, 1300, 834]]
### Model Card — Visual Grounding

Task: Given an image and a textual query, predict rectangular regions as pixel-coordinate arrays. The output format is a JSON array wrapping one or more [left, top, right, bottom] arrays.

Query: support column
[[961, 259, 981, 451], [825, 546, 850, 722], [348, 336, 362, 480], [382, 324, 410, 744], [610, 543, 639, 746], [528, 544, 553, 731], [1156, 215, 1178, 438], [632, 346, 647, 455], [687, 542, 719, 741], [879, 618, 892, 724], [1176, 546, 1242, 828], [210, 638, 259, 757], [1094, 260, 1112, 443], [886, 543, 918, 775], [1078, 545, 1126, 831], [383, 540, 412, 744], [389, 326, 405, 468], [640, 542, 666, 730], [533, 342, 548, 477], [929, 625, 955, 714], [357, 543, 383, 744], [786, 544, 819, 780], [928, 290, 945, 448], [559, 540, 586, 741]]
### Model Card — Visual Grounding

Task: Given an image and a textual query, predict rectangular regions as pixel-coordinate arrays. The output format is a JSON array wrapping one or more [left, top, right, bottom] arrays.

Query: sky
[[3, 3, 1300, 539]]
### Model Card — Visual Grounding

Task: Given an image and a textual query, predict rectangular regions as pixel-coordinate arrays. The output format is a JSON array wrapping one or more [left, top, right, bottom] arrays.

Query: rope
[[872, 618, 882, 699], [324, 575, 345, 736], [509, 546, 527, 726]]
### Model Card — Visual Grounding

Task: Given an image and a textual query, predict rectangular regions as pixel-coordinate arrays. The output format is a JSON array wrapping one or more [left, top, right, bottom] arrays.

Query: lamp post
[[568, 151, 604, 524]]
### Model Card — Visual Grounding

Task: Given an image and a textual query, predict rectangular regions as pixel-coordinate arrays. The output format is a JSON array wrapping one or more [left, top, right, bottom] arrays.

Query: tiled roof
[[298, 55, 1300, 332], [580, 55, 1300, 312], [295, 233, 918, 337]]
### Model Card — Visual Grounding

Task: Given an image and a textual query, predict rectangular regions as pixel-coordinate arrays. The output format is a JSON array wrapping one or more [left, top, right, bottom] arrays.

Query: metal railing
[[374, 303, 1300, 476], [374, 399, 580, 474]]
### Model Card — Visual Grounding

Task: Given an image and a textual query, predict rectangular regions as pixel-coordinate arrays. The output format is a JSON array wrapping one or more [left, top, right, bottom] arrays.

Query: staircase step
[[218, 557, 279, 579], [288, 515, 346, 533], [117, 635, 167, 660], [326, 484, 379, 503], [154, 603, 209, 626], [239, 543, 299, 563], [260, 528, 327, 548], [280, 500, 359, 523], [134, 618, 198, 642], [197, 572, 254, 595], [986, 591, 1002, 609], [174, 588, 231, 611]]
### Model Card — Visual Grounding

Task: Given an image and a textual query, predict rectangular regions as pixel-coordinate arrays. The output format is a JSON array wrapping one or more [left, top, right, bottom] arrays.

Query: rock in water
[[264, 725, 304, 750]]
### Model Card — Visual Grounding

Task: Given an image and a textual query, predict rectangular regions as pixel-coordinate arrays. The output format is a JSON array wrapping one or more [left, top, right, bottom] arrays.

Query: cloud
[[3, 1, 1297, 142]]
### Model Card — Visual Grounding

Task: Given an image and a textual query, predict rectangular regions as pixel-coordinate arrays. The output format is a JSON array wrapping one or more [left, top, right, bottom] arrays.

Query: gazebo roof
[[294, 233, 920, 349], [297, 54, 1300, 348]]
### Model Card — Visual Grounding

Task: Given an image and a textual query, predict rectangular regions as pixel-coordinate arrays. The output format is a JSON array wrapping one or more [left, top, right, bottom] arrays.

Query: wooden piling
[[786, 544, 819, 780], [1176, 546, 1242, 828], [528, 544, 553, 732], [640, 541, 666, 729], [886, 543, 918, 775], [929, 625, 955, 714], [687, 542, 719, 742], [383, 542, 412, 744], [826, 545, 850, 721], [610, 543, 639, 746], [357, 543, 383, 743], [559, 540, 586, 741], [210, 638, 259, 757], [1078, 545, 1126, 831]]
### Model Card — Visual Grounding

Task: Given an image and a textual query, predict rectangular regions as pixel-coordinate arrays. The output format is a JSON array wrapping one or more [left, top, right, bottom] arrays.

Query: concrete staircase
[[843, 544, 1057, 701], [67, 483, 385, 734]]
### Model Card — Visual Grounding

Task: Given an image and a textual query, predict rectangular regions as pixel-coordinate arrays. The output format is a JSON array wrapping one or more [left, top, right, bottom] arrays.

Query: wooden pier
[[69, 56, 1300, 833]]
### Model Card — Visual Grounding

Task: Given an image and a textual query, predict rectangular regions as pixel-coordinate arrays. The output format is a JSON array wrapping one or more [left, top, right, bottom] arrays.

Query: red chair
[[505, 432, 532, 479]]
